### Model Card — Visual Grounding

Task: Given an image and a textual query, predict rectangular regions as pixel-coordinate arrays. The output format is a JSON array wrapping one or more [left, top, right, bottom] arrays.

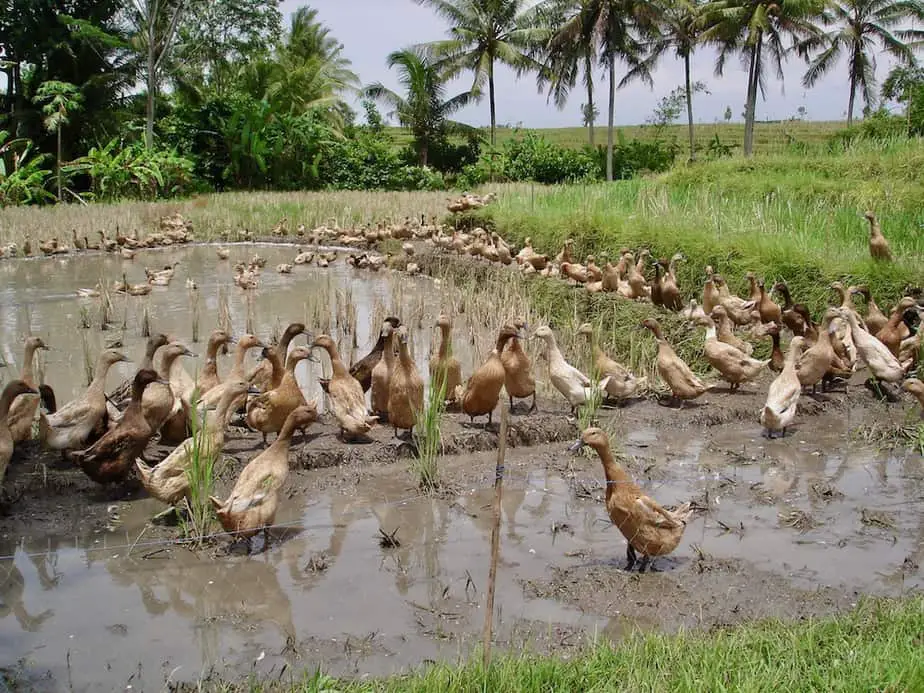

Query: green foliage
[[73, 139, 196, 201], [827, 109, 908, 150], [0, 132, 54, 206], [413, 377, 447, 491], [502, 132, 599, 184], [182, 398, 218, 545], [321, 129, 446, 191]]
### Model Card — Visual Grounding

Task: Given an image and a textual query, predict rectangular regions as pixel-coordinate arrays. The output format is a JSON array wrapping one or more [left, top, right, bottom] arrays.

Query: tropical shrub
[[0, 131, 54, 206], [73, 139, 197, 200]]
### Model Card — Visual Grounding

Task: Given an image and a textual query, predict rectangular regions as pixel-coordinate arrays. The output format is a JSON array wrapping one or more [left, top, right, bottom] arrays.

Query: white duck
[[760, 337, 805, 438], [838, 308, 904, 383], [532, 326, 610, 415], [701, 315, 769, 391]]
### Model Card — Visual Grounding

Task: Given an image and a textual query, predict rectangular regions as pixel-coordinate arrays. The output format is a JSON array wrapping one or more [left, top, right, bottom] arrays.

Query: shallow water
[[2, 421, 922, 691], [0, 243, 485, 407]]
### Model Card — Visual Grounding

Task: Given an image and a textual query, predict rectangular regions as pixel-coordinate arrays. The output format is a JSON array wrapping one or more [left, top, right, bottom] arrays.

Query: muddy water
[[2, 418, 922, 691], [0, 244, 488, 407]]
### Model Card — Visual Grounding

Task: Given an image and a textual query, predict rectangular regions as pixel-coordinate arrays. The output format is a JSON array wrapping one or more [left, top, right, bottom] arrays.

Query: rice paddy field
[[2, 137, 924, 692]]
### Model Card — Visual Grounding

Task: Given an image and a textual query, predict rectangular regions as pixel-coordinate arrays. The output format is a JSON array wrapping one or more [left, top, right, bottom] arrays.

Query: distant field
[[385, 120, 847, 154]]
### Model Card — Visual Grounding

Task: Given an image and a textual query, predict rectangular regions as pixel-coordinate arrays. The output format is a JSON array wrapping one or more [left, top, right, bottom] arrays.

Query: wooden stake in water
[[482, 404, 508, 670]]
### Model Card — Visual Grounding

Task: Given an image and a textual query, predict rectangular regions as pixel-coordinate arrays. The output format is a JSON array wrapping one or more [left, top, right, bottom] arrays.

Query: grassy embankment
[[385, 119, 847, 153], [188, 597, 924, 692]]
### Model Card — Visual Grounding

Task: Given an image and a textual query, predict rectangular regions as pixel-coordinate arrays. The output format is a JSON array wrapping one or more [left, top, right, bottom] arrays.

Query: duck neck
[[0, 386, 22, 417], [324, 345, 349, 377], [284, 354, 304, 377], [397, 339, 412, 367], [595, 443, 631, 489], [438, 325, 452, 358], [382, 333, 396, 367], [130, 379, 150, 403], [272, 415, 301, 452], [90, 359, 116, 393], [705, 323, 717, 341], [158, 353, 181, 379], [495, 334, 513, 354], [21, 343, 37, 384], [206, 338, 223, 363], [778, 286, 792, 309], [141, 340, 161, 371], [231, 342, 250, 377]]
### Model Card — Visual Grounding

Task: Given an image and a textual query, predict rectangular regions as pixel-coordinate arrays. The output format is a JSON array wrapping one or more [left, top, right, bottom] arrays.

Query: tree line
[[0, 0, 922, 204]]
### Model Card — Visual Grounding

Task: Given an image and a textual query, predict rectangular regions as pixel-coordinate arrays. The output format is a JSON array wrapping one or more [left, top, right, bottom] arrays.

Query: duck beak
[[568, 439, 585, 453], [119, 355, 132, 363], [156, 378, 171, 386], [183, 348, 198, 358], [40, 344, 52, 351], [227, 335, 238, 345], [247, 385, 261, 396]]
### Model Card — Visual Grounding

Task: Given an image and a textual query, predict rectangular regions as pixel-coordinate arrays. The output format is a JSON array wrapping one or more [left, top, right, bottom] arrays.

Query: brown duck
[[350, 317, 401, 392]]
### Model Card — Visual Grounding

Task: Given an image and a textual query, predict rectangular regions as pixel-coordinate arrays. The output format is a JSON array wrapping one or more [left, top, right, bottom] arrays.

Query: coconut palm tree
[[702, 0, 826, 156], [625, 0, 704, 160], [550, 0, 656, 180], [364, 48, 476, 166], [802, 0, 924, 127], [414, 0, 549, 146], [536, 0, 600, 146]]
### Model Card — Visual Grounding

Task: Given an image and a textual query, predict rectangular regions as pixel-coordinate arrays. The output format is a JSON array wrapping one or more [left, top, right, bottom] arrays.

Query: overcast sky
[[281, 0, 902, 127]]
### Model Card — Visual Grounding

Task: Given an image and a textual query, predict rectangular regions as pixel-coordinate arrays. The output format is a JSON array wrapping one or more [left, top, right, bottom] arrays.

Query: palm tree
[[802, 0, 924, 127], [364, 48, 476, 166], [239, 8, 358, 123], [414, 0, 549, 146], [626, 0, 704, 160], [550, 0, 656, 181], [33, 80, 83, 201], [702, 0, 825, 156], [537, 0, 599, 146]]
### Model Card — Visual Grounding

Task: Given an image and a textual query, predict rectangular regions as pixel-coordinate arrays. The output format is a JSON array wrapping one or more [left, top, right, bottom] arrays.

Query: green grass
[[468, 137, 924, 319], [413, 375, 447, 491], [385, 120, 847, 155], [187, 596, 924, 692], [182, 397, 218, 544]]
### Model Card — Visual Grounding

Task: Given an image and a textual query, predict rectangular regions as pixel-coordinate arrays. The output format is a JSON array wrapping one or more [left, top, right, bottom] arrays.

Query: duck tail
[[209, 495, 224, 511], [672, 501, 694, 524], [39, 384, 57, 414]]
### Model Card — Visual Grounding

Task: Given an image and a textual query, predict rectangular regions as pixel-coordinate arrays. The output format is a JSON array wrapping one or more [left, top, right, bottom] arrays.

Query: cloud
[[286, 0, 900, 126]]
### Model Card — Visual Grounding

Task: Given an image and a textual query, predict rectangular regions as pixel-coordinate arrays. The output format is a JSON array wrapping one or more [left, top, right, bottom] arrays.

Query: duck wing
[[636, 496, 684, 528]]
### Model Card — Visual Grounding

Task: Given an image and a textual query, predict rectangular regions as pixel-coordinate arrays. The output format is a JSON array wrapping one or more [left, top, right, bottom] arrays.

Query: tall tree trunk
[[743, 36, 761, 157], [846, 72, 856, 128], [606, 56, 615, 182], [684, 52, 695, 162], [419, 141, 428, 167], [585, 52, 595, 147], [488, 58, 496, 147], [12, 62, 24, 137], [145, 1, 157, 149], [56, 126, 62, 202]]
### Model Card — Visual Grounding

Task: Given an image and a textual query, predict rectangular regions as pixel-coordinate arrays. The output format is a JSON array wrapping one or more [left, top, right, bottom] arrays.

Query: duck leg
[[528, 392, 537, 414], [637, 555, 652, 573], [625, 544, 637, 571], [509, 395, 515, 413]]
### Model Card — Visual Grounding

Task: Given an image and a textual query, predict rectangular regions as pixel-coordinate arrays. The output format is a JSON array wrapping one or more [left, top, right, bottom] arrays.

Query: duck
[[850, 285, 888, 336], [7, 336, 50, 443], [199, 333, 265, 412], [864, 211, 892, 261], [572, 427, 692, 571], [532, 326, 610, 416], [311, 335, 377, 440], [109, 334, 169, 412], [756, 280, 782, 325], [760, 337, 806, 438], [0, 381, 39, 485], [641, 318, 711, 406], [771, 281, 806, 335], [554, 238, 575, 265], [764, 323, 785, 373], [796, 308, 839, 391], [196, 330, 235, 396], [144, 342, 195, 439], [659, 253, 684, 311], [650, 261, 665, 307], [71, 370, 165, 484], [276, 263, 293, 274], [680, 299, 708, 323], [902, 378, 924, 412], [711, 305, 753, 355], [627, 250, 650, 299], [250, 323, 308, 393], [246, 345, 313, 443], [115, 274, 151, 296], [387, 327, 424, 438], [701, 314, 769, 391], [461, 326, 518, 425], [211, 404, 319, 542], [576, 323, 647, 401], [712, 275, 755, 325], [371, 322, 398, 420], [429, 314, 462, 405], [876, 297, 918, 357], [745, 272, 762, 304], [350, 317, 401, 393], [39, 349, 130, 451], [500, 320, 536, 413], [136, 380, 252, 506], [838, 309, 904, 384], [216, 247, 231, 260], [585, 255, 603, 282], [515, 237, 535, 264]]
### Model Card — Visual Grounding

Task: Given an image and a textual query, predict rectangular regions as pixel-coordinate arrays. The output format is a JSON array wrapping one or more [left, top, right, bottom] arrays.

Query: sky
[[281, 0, 903, 127]]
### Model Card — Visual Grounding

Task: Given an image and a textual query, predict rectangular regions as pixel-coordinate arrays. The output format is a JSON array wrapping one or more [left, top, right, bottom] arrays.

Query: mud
[[1, 247, 923, 691]]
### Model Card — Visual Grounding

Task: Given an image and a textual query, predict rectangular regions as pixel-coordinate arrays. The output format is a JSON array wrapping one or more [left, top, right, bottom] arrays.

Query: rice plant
[[413, 375, 447, 492], [182, 393, 217, 545]]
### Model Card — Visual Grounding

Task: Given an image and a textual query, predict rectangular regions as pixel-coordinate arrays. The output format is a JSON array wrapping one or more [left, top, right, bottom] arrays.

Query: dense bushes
[[459, 130, 678, 187]]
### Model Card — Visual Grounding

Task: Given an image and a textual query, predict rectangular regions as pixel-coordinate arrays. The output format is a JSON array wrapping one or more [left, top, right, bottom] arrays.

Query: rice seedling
[[78, 306, 91, 329], [181, 395, 218, 545], [413, 375, 447, 492], [217, 287, 231, 335], [190, 290, 201, 343], [80, 332, 94, 385], [141, 306, 150, 337]]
